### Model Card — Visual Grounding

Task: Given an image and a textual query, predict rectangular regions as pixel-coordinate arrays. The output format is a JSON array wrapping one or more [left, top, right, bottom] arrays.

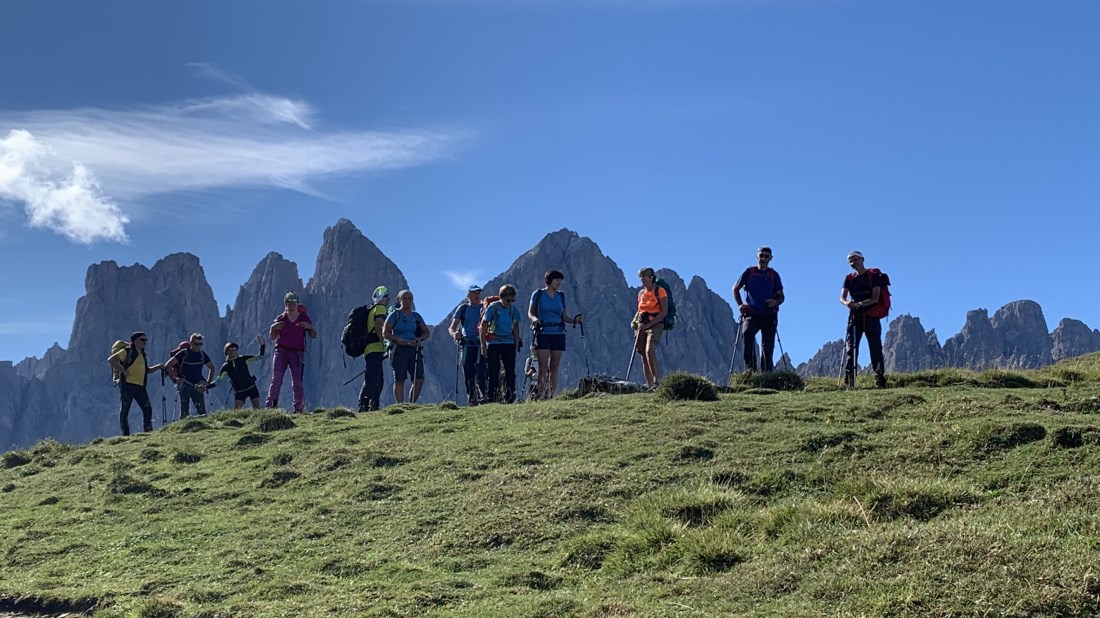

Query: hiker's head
[[224, 342, 239, 358], [372, 286, 389, 304], [189, 333, 204, 351], [499, 284, 517, 304], [847, 251, 864, 269], [130, 331, 148, 348], [397, 289, 414, 309], [758, 246, 773, 263], [638, 267, 656, 288], [544, 269, 565, 289], [467, 284, 482, 303], [284, 292, 300, 308]]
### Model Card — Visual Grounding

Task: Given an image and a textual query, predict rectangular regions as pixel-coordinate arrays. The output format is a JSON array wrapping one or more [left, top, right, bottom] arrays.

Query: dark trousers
[[742, 314, 778, 372], [119, 382, 153, 435], [486, 344, 517, 403], [462, 345, 487, 404], [358, 352, 384, 411], [845, 313, 884, 385], [179, 381, 208, 417]]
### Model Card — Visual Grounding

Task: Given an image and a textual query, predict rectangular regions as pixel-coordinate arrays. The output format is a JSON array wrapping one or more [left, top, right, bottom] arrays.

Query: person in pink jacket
[[265, 292, 317, 412]]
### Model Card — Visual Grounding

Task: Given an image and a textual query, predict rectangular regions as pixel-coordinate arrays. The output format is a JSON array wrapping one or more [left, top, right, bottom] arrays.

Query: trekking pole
[[454, 339, 462, 402], [626, 327, 642, 382], [776, 328, 789, 372], [342, 369, 366, 387], [727, 317, 743, 387], [409, 343, 421, 403], [160, 369, 168, 427], [575, 319, 592, 377]]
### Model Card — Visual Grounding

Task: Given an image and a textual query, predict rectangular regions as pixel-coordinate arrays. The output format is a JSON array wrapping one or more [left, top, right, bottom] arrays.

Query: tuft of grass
[[1, 451, 31, 469], [325, 408, 356, 420], [656, 372, 719, 402], [973, 422, 1047, 452], [258, 413, 296, 432], [729, 370, 805, 391]]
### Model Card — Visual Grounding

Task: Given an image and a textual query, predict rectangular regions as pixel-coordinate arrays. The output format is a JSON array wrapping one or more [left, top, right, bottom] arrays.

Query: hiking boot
[[874, 376, 887, 389]]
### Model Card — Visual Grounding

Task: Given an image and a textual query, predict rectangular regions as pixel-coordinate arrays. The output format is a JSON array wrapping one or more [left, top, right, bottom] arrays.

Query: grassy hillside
[[4, 358, 1100, 617]]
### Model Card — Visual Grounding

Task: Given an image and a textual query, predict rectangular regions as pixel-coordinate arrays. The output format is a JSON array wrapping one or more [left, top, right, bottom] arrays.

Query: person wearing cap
[[266, 291, 317, 412], [383, 289, 430, 404], [448, 284, 487, 405], [529, 269, 583, 399], [840, 251, 886, 388], [164, 333, 218, 418], [358, 286, 391, 412], [732, 246, 785, 373], [216, 335, 266, 409], [480, 284, 523, 403], [107, 331, 164, 435]]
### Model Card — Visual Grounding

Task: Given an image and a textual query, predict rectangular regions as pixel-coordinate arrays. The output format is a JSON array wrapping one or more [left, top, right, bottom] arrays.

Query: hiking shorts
[[634, 324, 664, 354], [392, 346, 425, 382], [235, 385, 261, 401], [534, 333, 566, 351]]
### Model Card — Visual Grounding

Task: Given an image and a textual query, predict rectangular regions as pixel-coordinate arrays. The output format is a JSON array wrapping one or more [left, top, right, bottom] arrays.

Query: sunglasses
[[193, 342, 204, 346], [759, 254, 772, 258], [138, 338, 148, 342]]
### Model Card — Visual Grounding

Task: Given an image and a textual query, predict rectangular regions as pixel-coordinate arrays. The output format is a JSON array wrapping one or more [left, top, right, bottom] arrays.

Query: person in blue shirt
[[448, 285, 487, 406], [383, 289, 430, 404], [164, 333, 218, 417], [480, 284, 522, 403], [528, 269, 583, 400], [732, 246, 785, 373]]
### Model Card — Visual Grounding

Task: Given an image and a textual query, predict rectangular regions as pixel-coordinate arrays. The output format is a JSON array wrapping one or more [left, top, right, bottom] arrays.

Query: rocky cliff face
[[1052, 319, 1100, 362], [797, 339, 845, 378], [883, 315, 944, 373]]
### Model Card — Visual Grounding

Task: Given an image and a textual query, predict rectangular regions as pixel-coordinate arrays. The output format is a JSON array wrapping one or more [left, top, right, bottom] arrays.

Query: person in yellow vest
[[107, 332, 164, 436]]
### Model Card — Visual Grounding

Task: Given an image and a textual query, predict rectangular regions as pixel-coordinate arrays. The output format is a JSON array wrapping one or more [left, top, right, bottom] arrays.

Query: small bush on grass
[[258, 413, 296, 432], [2, 451, 32, 469], [326, 407, 356, 419], [656, 372, 718, 402]]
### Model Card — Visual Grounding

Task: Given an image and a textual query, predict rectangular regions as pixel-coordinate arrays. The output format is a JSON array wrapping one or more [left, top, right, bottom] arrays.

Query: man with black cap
[[448, 285, 487, 405], [733, 246, 785, 373], [358, 286, 390, 412], [840, 250, 887, 388]]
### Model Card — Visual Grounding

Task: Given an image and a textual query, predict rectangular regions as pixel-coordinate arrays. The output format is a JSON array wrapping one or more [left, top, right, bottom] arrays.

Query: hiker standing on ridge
[[840, 251, 888, 388], [384, 289, 430, 404], [481, 284, 522, 403], [632, 268, 668, 389], [448, 285, 487, 406], [266, 292, 316, 412], [108, 331, 164, 435], [358, 286, 391, 412], [165, 333, 217, 418], [529, 270, 583, 400], [732, 246, 785, 373], [217, 336, 266, 409]]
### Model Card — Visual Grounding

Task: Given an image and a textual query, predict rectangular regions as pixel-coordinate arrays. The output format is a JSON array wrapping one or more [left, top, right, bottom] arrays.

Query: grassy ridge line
[[1, 372, 1100, 616]]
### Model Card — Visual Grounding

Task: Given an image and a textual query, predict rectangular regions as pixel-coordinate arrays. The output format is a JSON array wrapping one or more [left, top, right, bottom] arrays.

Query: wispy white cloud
[[445, 270, 483, 291], [0, 71, 471, 244]]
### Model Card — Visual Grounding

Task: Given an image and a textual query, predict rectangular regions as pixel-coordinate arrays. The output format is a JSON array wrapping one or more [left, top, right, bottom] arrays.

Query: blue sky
[[1, 0, 1098, 366]]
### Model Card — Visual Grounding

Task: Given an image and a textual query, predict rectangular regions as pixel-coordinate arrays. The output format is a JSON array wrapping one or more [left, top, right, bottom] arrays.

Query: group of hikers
[[108, 250, 891, 435]]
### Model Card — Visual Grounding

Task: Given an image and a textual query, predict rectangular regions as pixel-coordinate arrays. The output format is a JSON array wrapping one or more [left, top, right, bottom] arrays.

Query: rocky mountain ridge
[[2, 219, 1098, 451]]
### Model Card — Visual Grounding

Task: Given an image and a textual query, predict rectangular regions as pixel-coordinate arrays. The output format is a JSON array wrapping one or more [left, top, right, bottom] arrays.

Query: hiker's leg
[[548, 349, 564, 397], [486, 346, 502, 403], [134, 386, 153, 432], [476, 352, 488, 401], [760, 316, 777, 372], [235, 400, 245, 409], [742, 317, 760, 372], [192, 387, 207, 416], [647, 326, 664, 385], [250, 397, 261, 409], [365, 352, 384, 411], [535, 348, 551, 397], [502, 346, 517, 403], [358, 356, 371, 411], [392, 347, 412, 404], [287, 350, 304, 412], [865, 317, 885, 383], [410, 351, 425, 403], [119, 384, 134, 436], [266, 349, 288, 408], [179, 383, 193, 417], [843, 317, 858, 386], [462, 346, 478, 404]]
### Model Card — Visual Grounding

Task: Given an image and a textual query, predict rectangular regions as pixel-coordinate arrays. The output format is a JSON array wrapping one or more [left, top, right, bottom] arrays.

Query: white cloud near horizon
[[0, 88, 470, 244], [445, 270, 483, 291]]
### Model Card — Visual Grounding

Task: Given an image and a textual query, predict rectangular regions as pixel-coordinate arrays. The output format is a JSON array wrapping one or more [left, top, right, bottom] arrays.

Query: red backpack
[[858, 268, 891, 318]]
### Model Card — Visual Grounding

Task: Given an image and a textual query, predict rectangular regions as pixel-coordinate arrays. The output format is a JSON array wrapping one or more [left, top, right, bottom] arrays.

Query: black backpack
[[341, 303, 381, 358]]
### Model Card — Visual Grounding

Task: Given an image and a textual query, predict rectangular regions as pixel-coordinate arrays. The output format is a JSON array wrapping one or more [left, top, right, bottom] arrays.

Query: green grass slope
[[5, 359, 1100, 617]]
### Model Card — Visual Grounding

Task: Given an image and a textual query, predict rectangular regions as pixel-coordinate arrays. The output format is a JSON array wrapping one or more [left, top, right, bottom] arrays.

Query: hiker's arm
[[732, 281, 746, 309], [146, 362, 163, 374], [417, 322, 431, 343], [383, 317, 400, 344], [269, 321, 282, 341], [564, 309, 582, 325], [165, 357, 180, 383], [767, 289, 784, 308], [206, 360, 217, 384], [528, 293, 540, 327], [868, 286, 880, 306], [448, 317, 462, 341], [108, 354, 124, 375], [303, 319, 317, 339], [513, 320, 521, 352], [840, 287, 853, 308]]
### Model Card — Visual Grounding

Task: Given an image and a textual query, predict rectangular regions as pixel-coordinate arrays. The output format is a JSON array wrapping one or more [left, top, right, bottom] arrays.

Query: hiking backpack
[[110, 339, 137, 382], [341, 303, 378, 358], [847, 268, 892, 318]]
